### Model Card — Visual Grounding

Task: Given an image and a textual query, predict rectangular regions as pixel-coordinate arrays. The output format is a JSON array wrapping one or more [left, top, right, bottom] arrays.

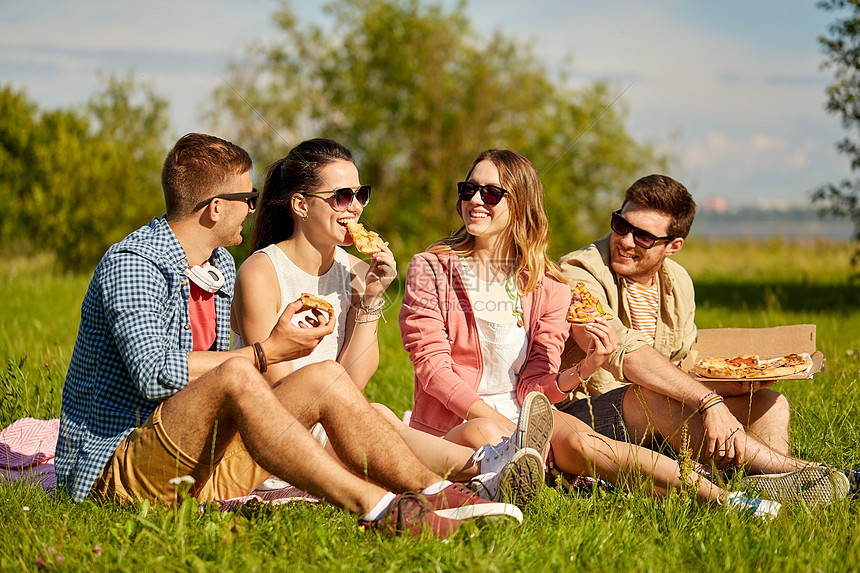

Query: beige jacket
[[558, 234, 697, 398]]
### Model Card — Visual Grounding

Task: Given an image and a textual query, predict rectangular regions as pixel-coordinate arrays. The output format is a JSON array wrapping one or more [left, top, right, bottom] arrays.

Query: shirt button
[[181, 280, 187, 286], [184, 323, 191, 330], [181, 259, 187, 266]]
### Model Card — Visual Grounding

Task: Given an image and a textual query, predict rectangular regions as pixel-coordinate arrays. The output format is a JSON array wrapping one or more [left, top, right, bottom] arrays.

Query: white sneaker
[[474, 436, 517, 476], [470, 447, 544, 508], [471, 391, 554, 475], [721, 491, 782, 521]]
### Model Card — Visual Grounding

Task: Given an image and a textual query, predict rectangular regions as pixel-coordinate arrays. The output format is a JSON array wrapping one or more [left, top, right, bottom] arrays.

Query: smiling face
[[460, 160, 512, 252], [608, 202, 684, 285], [300, 159, 363, 247]]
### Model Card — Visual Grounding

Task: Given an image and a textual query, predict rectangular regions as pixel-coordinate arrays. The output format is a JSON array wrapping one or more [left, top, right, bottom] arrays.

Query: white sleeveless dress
[[233, 244, 353, 489]]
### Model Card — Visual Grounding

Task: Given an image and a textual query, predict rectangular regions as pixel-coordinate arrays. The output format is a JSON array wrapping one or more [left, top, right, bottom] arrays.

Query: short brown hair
[[161, 133, 252, 219], [622, 174, 696, 238]]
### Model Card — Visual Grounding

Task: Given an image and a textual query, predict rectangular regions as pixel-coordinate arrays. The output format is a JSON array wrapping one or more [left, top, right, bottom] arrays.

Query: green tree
[[0, 74, 169, 271], [208, 0, 665, 262], [816, 0, 860, 266]]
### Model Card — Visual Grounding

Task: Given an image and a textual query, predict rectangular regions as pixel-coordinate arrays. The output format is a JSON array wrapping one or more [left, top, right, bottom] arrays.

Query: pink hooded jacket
[[399, 251, 571, 437]]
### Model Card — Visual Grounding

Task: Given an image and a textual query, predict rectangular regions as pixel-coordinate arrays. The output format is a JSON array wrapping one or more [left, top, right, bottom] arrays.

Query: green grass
[[2, 239, 860, 571]]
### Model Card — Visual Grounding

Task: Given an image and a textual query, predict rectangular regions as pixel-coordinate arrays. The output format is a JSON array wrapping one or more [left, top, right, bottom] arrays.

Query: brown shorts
[[93, 402, 269, 505]]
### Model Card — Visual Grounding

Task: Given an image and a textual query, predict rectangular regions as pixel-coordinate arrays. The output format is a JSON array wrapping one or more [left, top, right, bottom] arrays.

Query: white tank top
[[460, 258, 528, 422], [232, 244, 353, 369]]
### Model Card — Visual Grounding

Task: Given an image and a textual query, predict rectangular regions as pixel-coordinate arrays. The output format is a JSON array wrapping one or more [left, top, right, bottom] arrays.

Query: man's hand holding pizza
[[262, 298, 336, 364]]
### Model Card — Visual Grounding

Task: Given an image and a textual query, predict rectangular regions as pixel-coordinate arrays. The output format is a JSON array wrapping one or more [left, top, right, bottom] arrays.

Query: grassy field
[[1, 240, 860, 572]]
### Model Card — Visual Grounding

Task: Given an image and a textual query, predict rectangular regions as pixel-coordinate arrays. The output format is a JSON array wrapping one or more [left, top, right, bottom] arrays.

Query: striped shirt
[[55, 216, 235, 502], [624, 278, 660, 346]]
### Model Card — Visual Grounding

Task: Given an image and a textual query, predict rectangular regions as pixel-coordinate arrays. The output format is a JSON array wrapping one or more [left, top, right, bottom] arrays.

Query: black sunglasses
[[195, 189, 259, 211], [457, 181, 509, 206], [302, 185, 371, 211], [610, 209, 676, 249]]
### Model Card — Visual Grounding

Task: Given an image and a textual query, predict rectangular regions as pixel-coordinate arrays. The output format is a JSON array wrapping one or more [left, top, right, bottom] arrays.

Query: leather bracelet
[[698, 391, 718, 410], [698, 396, 724, 415], [253, 342, 267, 374]]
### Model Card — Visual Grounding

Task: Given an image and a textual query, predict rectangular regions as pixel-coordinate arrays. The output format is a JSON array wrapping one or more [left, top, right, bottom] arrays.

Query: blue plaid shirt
[[56, 216, 235, 502]]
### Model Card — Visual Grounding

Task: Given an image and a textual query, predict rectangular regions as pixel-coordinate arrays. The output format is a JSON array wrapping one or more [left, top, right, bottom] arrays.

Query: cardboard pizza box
[[680, 324, 825, 381]]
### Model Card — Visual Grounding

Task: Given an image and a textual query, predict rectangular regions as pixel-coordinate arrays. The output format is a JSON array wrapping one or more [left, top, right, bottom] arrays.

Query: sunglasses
[[457, 181, 509, 206], [195, 189, 259, 211], [302, 185, 371, 211], [610, 209, 676, 249]]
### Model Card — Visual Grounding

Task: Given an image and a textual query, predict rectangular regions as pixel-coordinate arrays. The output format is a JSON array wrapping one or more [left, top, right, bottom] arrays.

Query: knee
[[754, 388, 791, 423], [371, 403, 399, 423], [213, 357, 269, 395], [300, 360, 351, 390]]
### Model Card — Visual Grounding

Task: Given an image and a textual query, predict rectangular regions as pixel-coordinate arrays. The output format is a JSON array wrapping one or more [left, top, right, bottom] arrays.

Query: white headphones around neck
[[182, 261, 225, 293]]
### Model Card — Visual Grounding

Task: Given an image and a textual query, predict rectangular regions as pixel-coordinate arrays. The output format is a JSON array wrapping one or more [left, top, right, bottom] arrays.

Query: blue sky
[[1, 0, 852, 207]]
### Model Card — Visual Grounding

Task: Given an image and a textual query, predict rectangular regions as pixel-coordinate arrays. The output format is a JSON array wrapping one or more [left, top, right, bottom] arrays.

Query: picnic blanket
[[0, 417, 318, 512]]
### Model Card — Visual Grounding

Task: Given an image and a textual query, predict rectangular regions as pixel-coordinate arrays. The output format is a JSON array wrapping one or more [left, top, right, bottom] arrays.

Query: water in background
[[689, 210, 855, 241]]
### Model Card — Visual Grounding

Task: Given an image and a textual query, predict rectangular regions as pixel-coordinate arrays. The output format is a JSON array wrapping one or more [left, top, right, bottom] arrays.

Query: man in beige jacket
[[556, 174, 852, 504]]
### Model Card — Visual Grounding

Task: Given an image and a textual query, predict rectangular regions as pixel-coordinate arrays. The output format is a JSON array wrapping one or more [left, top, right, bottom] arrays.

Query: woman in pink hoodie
[[399, 149, 780, 518]]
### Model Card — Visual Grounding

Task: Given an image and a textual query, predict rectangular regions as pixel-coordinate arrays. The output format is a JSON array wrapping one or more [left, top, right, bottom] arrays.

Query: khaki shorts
[[93, 402, 269, 505]]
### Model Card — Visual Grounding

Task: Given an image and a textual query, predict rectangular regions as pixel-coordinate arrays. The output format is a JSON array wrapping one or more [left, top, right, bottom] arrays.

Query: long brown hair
[[251, 139, 354, 252], [429, 149, 566, 294]]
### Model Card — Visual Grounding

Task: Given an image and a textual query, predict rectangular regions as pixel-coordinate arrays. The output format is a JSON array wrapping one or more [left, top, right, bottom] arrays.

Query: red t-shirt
[[188, 282, 216, 351]]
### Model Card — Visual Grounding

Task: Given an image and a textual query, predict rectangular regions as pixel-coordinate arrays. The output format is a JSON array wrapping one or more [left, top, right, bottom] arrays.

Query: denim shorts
[[556, 386, 629, 442]]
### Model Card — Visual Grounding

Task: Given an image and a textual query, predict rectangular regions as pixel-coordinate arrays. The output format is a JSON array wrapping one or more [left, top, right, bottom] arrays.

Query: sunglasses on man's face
[[610, 209, 676, 249], [302, 185, 371, 211], [195, 189, 260, 211], [457, 181, 509, 206]]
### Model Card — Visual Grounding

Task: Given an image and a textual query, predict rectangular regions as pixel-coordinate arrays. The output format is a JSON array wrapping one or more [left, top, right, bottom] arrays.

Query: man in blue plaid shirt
[[55, 133, 520, 537]]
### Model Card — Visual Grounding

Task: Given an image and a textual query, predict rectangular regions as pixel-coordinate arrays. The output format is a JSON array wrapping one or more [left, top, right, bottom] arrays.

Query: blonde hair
[[429, 149, 566, 294]]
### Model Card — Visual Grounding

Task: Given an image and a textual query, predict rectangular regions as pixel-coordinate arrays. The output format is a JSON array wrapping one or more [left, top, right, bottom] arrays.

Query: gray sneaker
[[515, 391, 554, 457], [740, 466, 850, 506], [470, 447, 545, 508]]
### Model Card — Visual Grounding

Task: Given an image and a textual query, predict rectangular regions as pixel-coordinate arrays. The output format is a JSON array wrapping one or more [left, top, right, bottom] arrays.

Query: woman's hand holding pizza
[[577, 318, 618, 379], [363, 241, 397, 304]]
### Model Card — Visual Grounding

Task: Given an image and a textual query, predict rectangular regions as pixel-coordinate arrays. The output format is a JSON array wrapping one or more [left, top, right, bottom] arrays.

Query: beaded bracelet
[[252, 342, 267, 374], [360, 296, 385, 314], [355, 316, 381, 324]]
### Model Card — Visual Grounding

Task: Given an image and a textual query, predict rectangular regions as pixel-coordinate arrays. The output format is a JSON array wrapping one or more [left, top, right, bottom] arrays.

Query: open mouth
[[337, 216, 356, 229]]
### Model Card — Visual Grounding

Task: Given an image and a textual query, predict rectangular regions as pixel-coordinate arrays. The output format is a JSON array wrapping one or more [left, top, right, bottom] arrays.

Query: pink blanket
[[0, 417, 318, 512]]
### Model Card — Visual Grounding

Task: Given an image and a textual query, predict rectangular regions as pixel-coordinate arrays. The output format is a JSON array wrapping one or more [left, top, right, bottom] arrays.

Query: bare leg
[[159, 358, 441, 514], [551, 410, 725, 504], [622, 386, 815, 473], [443, 419, 511, 451], [373, 404, 484, 480], [732, 388, 791, 456]]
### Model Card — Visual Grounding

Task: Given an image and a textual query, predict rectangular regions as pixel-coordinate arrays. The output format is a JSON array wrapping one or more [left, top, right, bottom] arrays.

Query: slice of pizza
[[345, 221, 386, 254], [695, 355, 759, 379], [746, 353, 814, 378], [566, 282, 614, 324], [298, 293, 335, 318], [695, 353, 813, 379]]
